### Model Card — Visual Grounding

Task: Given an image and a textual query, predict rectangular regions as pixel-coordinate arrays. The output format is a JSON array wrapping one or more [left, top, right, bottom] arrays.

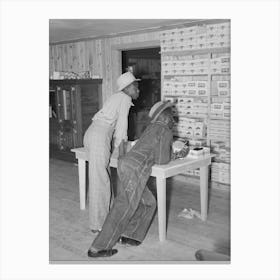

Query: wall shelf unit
[[160, 20, 231, 187]]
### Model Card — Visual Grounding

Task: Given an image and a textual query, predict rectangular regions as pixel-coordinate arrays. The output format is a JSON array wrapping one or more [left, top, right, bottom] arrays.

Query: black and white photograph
[[1, 0, 280, 279], [49, 19, 231, 263]]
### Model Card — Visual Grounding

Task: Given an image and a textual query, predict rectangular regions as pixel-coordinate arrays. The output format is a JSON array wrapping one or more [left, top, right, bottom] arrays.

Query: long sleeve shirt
[[92, 91, 134, 148]]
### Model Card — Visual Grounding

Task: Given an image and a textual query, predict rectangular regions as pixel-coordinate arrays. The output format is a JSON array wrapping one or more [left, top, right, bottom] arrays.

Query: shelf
[[211, 96, 231, 98], [161, 47, 230, 56], [164, 94, 208, 98], [211, 73, 231, 76], [209, 117, 230, 120], [174, 115, 207, 119], [173, 135, 207, 140], [163, 74, 208, 77], [50, 79, 102, 85]]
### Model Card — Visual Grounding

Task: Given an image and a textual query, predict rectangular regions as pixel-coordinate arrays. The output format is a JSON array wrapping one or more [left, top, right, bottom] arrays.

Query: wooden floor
[[49, 158, 230, 263]]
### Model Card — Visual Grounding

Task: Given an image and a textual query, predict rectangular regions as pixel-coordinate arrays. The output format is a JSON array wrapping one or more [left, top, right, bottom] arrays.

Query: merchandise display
[[160, 21, 231, 186]]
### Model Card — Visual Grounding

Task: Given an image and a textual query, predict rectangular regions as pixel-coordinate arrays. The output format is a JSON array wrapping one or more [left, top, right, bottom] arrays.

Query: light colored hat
[[117, 72, 141, 92], [149, 101, 174, 123]]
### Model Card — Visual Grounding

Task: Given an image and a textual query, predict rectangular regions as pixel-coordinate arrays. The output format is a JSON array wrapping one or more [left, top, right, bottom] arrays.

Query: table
[[71, 147, 213, 241]]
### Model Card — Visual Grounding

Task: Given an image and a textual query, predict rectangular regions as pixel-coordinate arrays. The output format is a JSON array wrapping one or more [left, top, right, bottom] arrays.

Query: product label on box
[[187, 89, 197, 96], [197, 89, 207, 96], [218, 90, 230, 97], [217, 81, 230, 89]]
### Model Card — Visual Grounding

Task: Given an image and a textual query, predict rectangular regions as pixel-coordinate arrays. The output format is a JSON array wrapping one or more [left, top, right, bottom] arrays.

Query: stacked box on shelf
[[211, 162, 230, 184], [211, 78, 230, 119], [206, 22, 230, 49], [211, 141, 231, 163], [160, 22, 230, 53], [161, 21, 231, 155], [163, 78, 208, 98], [162, 56, 209, 76], [210, 102, 230, 119], [164, 95, 208, 119], [172, 116, 206, 139], [209, 119, 230, 141], [160, 26, 201, 52], [210, 54, 230, 74]]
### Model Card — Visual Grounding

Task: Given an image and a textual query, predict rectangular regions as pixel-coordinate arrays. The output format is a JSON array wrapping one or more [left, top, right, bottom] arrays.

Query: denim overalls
[[91, 120, 173, 250]]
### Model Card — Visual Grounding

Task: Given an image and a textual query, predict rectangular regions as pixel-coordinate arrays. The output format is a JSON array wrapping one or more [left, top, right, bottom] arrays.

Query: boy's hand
[[118, 140, 127, 159]]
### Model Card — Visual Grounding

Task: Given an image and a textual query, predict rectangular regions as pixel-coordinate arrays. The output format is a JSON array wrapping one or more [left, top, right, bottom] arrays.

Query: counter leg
[[200, 165, 209, 221], [78, 159, 86, 210], [156, 176, 166, 241]]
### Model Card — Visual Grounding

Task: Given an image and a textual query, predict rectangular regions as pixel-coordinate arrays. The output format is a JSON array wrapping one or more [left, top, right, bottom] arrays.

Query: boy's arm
[[114, 97, 131, 149], [118, 140, 127, 159], [155, 128, 173, 165]]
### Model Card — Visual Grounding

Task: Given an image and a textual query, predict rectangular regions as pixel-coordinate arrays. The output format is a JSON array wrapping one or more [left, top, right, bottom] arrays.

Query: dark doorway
[[122, 47, 161, 140]]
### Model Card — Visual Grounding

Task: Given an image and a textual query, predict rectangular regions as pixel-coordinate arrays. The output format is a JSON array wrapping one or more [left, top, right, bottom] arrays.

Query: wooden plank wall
[[49, 31, 160, 103]]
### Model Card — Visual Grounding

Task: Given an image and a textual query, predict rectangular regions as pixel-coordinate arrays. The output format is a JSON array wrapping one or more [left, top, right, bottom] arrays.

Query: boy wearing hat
[[83, 72, 140, 233], [87, 101, 175, 258]]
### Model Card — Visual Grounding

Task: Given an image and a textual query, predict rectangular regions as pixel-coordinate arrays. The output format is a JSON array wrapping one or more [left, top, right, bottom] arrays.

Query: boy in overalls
[[87, 101, 175, 258]]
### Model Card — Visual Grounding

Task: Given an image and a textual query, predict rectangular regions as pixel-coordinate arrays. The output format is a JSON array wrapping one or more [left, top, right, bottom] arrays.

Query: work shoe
[[118, 236, 141, 246], [87, 248, 118, 258]]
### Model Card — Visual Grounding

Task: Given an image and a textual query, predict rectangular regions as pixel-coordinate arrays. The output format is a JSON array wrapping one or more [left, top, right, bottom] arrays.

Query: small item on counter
[[188, 146, 211, 158], [172, 140, 190, 160], [188, 147, 204, 158]]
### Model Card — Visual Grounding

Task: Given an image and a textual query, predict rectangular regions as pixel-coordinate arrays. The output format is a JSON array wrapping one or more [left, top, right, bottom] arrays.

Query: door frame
[[111, 40, 160, 92]]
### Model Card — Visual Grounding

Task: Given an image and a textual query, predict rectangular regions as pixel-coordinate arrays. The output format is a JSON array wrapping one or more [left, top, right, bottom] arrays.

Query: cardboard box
[[206, 24, 218, 32], [189, 139, 207, 146], [187, 89, 197, 96], [217, 81, 230, 89], [192, 107, 208, 113], [193, 122, 204, 131], [185, 97, 194, 103], [188, 60, 196, 68], [197, 42, 207, 49], [210, 67, 221, 74], [223, 112, 231, 119], [184, 104, 194, 110], [197, 89, 208, 96], [217, 40, 230, 48], [211, 103, 223, 111], [186, 130, 194, 138], [177, 97, 188, 104], [187, 43, 197, 50], [192, 112, 208, 118], [164, 97, 178, 103], [220, 56, 230, 64], [221, 67, 230, 74], [218, 89, 230, 97], [185, 26, 198, 36], [197, 68, 208, 74], [196, 81, 207, 88], [207, 41, 216, 48], [210, 112, 223, 118], [194, 130, 204, 138], [223, 104, 230, 110]]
